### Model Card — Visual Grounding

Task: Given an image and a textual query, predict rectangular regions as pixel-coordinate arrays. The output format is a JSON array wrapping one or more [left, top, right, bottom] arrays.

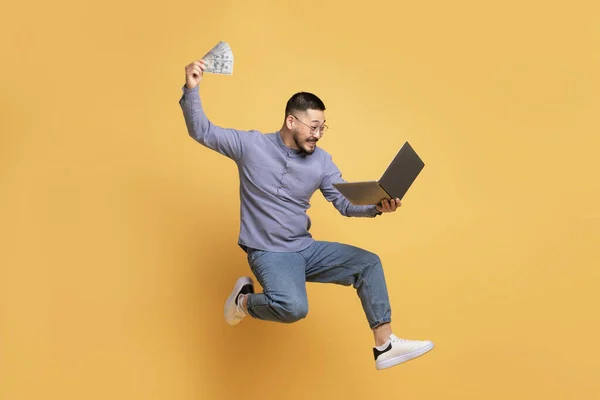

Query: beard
[[292, 131, 318, 155]]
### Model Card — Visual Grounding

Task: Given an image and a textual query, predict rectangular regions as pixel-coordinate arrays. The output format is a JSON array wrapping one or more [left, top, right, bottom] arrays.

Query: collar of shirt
[[275, 130, 305, 158]]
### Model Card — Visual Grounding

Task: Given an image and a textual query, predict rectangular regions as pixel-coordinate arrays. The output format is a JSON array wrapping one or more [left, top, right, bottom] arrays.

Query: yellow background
[[1, 0, 599, 399]]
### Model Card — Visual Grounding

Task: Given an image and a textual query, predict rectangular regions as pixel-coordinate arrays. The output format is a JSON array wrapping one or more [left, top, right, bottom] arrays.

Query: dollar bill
[[202, 41, 234, 75]]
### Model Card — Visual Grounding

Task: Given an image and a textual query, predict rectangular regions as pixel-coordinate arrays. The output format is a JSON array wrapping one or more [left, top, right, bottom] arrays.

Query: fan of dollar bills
[[202, 41, 234, 75]]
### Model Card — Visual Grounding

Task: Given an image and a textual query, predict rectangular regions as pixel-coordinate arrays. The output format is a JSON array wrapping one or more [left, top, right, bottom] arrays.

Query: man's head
[[282, 92, 328, 155]]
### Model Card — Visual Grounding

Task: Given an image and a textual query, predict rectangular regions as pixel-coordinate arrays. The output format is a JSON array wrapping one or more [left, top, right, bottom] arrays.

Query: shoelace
[[390, 335, 408, 343]]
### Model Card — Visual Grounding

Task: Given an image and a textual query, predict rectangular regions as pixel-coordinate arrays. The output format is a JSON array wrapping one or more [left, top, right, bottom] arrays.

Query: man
[[179, 59, 434, 370]]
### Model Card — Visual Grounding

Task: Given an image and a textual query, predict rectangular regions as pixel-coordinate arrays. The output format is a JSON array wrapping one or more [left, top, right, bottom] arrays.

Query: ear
[[285, 115, 294, 130]]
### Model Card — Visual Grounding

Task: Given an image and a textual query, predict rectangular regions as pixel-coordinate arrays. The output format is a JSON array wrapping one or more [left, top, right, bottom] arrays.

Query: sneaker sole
[[224, 276, 253, 326], [376, 342, 435, 370]]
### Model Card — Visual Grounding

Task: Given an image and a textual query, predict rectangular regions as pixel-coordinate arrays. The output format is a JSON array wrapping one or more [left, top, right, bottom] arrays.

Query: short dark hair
[[285, 92, 326, 116]]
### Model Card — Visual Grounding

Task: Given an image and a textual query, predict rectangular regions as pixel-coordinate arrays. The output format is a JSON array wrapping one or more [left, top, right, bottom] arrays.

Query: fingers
[[186, 60, 207, 76], [197, 60, 208, 69], [192, 60, 207, 70], [187, 65, 204, 74], [379, 199, 390, 212], [378, 198, 402, 213], [185, 60, 206, 89]]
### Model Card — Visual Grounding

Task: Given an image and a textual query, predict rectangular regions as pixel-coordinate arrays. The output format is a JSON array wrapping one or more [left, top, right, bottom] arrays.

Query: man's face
[[290, 109, 327, 155]]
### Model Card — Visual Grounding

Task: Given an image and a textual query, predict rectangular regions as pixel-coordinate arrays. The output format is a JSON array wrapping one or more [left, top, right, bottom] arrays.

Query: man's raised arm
[[179, 60, 245, 162]]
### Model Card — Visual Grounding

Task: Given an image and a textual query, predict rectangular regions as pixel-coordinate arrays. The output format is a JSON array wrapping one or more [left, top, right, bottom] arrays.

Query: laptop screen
[[378, 142, 425, 200]]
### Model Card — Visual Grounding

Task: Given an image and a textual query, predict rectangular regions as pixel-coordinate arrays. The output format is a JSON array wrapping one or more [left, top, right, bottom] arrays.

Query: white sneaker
[[374, 334, 434, 370], [224, 276, 254, 326]]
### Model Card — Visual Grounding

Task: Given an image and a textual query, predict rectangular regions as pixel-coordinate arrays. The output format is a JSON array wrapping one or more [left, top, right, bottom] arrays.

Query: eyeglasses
[[290, 115, 328, 136]]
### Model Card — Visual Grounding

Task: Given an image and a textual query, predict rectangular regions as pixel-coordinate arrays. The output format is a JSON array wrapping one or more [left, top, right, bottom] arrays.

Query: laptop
[[332, 142, 425, 206]]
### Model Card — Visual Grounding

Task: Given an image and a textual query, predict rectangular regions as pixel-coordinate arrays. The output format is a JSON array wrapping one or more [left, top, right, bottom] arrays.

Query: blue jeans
[[245, 241, 392, 329]]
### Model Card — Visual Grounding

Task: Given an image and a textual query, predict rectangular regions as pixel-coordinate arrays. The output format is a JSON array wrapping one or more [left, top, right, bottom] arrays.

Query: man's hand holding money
[[185, 60, 207, 90]]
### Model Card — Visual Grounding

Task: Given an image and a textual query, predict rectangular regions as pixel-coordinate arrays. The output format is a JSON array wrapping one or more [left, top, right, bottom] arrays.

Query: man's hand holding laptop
[[376, 198, 402, 213]]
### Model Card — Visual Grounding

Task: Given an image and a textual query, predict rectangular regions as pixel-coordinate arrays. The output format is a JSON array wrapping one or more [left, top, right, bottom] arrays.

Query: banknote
[[202, 41, 234, 75]]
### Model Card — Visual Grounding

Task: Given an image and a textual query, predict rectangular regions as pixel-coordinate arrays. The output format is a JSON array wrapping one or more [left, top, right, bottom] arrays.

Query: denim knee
[[275, 298, 308, 323], [361, 251, 382, 272], [353, 251, 383, 286], [368, 252, 382, 266]]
